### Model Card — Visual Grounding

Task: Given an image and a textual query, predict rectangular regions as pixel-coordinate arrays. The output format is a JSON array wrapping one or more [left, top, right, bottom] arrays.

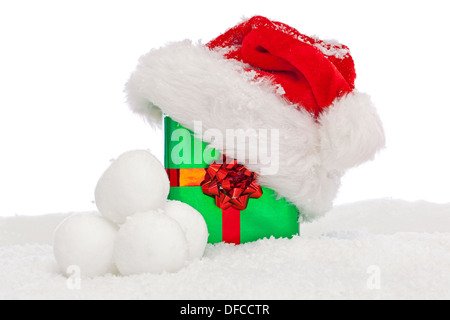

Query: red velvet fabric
[[207, 16, 356, 116]]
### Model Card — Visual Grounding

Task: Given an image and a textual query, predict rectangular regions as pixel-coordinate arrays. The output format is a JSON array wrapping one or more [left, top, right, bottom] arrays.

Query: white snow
[[164, 200, 209, 261], [114, 210, 188, 276], [0, 198, 449, 300], [94, 150, 170, 224], [53, 214, 118, 278]]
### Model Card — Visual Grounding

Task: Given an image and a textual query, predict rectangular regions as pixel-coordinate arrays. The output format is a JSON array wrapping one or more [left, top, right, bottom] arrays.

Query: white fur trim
[[125, 40, 385, 221]]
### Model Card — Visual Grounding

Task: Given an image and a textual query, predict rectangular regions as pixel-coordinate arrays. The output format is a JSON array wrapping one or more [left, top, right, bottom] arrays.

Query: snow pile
[[53, 150, 208, 277], [0, 199, 449, 300]]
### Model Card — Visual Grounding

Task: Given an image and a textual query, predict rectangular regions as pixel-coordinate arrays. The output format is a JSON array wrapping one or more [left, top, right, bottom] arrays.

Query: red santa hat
[[125, 16, 385, 221]]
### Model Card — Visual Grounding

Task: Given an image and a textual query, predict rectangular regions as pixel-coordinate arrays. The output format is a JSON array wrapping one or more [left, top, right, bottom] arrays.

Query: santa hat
[[125, 16, 385, 221]]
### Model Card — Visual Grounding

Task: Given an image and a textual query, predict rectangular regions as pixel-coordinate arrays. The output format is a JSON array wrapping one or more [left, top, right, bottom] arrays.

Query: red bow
[[201, 160, 263, 210]]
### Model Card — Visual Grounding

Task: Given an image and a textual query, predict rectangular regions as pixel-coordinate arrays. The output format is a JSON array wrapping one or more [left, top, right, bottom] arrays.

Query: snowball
[[114, 211, 188, 275], [164, 200, 208, 261], [95, 150, 169, 224], [53, 213, 118, 278]]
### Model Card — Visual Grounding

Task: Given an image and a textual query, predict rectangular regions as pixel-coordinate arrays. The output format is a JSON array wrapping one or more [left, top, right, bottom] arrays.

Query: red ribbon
[[200, 160, 263, 211]]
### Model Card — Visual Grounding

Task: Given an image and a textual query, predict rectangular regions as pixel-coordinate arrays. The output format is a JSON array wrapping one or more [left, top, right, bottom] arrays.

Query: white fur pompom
[[318, 92, 385, 172]]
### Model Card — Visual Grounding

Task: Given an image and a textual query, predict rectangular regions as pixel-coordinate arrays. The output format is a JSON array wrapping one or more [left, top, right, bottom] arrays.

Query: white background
[[0, 0, 449, 216]]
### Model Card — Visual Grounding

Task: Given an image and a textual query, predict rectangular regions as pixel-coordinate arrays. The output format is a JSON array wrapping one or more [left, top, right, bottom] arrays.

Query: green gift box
[[164, 116, 300, 244]]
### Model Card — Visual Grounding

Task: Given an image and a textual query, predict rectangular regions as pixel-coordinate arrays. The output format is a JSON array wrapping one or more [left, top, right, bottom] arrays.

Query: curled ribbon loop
[[201, 160, 263, 210]]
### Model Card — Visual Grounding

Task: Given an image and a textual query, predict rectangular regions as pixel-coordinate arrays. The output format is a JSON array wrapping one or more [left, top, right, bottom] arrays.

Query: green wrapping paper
[[164, 116, 300, 244]]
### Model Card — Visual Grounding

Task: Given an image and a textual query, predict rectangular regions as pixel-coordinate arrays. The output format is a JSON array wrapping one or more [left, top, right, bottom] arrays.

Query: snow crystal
[[313, 42, 350, 59]]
